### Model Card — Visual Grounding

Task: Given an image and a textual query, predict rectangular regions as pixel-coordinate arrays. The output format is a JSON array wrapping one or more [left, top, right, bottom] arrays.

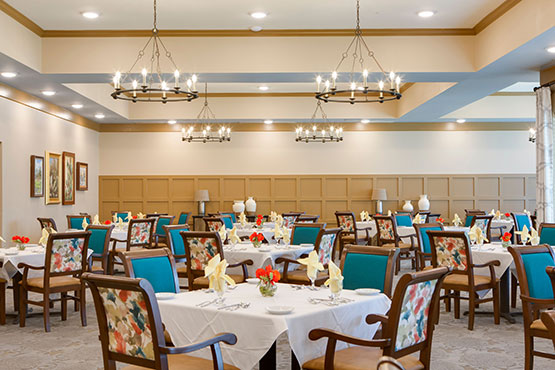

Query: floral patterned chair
[[302, 267, 450, 370], [282, 213, 302, 228], [82, 273, 239, 370], [335, 211, 371, 260], [180, 231, 252, 291], [37, 217, 57, 232], [18, 231, 91, 332], [373, 215, 416, 273], [277, 228, 341, 286], [109, 218, 156, 275], [203, 217, 225, 232], [470, 215, 494, 241], [428, 230, 500, 330]]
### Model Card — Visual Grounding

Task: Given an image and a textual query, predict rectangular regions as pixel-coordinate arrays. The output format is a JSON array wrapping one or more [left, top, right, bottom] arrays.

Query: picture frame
[[30, 155, 44, 197], [76, 162, 88, 191], [62, 151, 75, 205], [45, 151, 61, 204]]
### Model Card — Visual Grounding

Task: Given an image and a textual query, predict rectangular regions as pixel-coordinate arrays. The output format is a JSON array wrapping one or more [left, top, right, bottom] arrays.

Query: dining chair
[[177, 211, 189, 225], [373, 215, 416, 273], [340, 245, 399, 297], [219, 212, 237, 223], [152, 215, 175, 247], [282, 212, 302, 228], [81, 273, 239, 370], [470, 215, 494, 241], [539, 223, 555, 245], [146, 212, 168, 218], [220, 215, 234, 229], [112, 211, 132, 221], [541, 310, 555, 350], [108, 218, 156, 275], [508, 245, 555, 370], [163, 224, 190, 286], [37, 217, 57, 232], [0, 276, 5, 325], [180, 231, 252, 290], [464, 209, 485, 227], [18, 231, 91, 332], [291, 223, 326, 246], [428, 230, 500, 330], [119, 248, 180, 294], [67, 214, 92, 230], [377, 356, 407, 370], [302, 267, 450, 370], [413, 222, 444, 271], [512, 212, 533, 243], [277, 228, 341, 286], [298, 215, 320, 223], [425, 213, 442, 223], [86, 224, 115, 274], [203, 217, 225, 232], [393, 213, 412, 227], [335, 211, 370, 260]]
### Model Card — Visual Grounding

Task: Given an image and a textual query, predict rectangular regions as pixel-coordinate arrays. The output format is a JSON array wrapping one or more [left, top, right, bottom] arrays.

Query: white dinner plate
[[155, 292, 176, 300], [258, 247, 271, 252], [355, 288, 380, 296], [266, 306, 294, 315], [300, 243, 313, 248], [246, 278, 259, 285], [288, 245, 301, 249], [4, 251, 18, 256]]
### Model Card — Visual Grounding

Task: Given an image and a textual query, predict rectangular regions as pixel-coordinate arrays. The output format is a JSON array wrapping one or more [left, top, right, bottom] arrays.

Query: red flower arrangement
[[250, 232, 265, 247], [256, 265, 280, 296], [255, 214, 264, 227], [132, 215, 138, 219], [12, 235, 30, 244], [504, 213, 511, 218], [436, 217, 445, 224], [104, 220, 112, 225], [501, 232, 512, 242]]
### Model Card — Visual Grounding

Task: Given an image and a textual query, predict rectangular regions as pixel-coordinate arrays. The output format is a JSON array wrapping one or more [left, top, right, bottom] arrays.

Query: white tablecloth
[[159, 283, 391, 369], [223, 243, 313, 276], [356, 221, 375, 239], [230, 227, 291, 244], [470, 243, 515, 278]]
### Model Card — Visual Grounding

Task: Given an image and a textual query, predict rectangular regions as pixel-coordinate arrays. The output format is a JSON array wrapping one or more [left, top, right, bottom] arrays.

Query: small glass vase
[[252, 241, 261, 249], [502, 241, 511, 249], [259, 281, 277, 297], [16, 243, 26, 251]]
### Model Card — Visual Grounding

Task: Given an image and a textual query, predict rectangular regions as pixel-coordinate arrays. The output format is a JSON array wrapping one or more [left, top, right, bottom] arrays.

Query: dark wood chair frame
[[298, 215, 320, 223], [109, 218, 156, 274], [512, 212, 534, 244], [282, 212, 302, 226], [37, 217, 57, 232], [153, 215, 176, 247], [0, 275, 5, 325], [146, 213, 168, 218], [541, 310, 555, 351], [66, 214, 92, 229], [19, 231, 91, 332], [86, 224, 115, 275], [339, 245, 400, 297], [428, 230, 500, 330], [82, 273, 238, 370], [180, 231, 253, 291], [203, 217, 225, 232], [508, 245, 555, 369], [412, 223, 444, 271], [425, 214, 442, 223], [304, 267, 450, 370], [548, 266, 555, 298], [373, 215, 417, 273], [289, 222, 326, 245], [335, 211, 371, 260]]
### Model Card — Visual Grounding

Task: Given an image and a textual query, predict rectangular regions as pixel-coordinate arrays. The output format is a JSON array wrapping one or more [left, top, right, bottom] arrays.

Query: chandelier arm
[[335, 35, 357, 72], [124, 36, 154, 79], [153, 38, 164, 84], [358, 37, 388, 76], [157, 37, 181, 72]]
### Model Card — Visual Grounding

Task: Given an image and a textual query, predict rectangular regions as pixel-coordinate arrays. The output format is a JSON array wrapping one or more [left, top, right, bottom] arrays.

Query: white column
[[535, 86, 554, 224]]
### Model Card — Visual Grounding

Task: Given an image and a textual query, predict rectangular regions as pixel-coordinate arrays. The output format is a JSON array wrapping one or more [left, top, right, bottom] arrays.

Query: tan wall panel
[[477, 177, 499, 197], [428, 177, 449, 197], [121, 201, 144, 214], [171, 201, 195, 216], [256, 200, 272, 215], [325, 178, 348, 198], [477, 199, 500, 211], [146, 178, 169, 199], [503, 199, 525, 212], [223, 178, 246, 199], [526, 177, 536, 198], [502, 177, 525, 197], [325, 200, 348, 220], [430, 200, 449, 217], [197, 178, 220, 199], [300, 200, 323, 216], [145, 201, 169, 214], [249, 178, 271, 198], [100, 178, 119, 200], [351, 200, 375, 215], [452, 200, 475, 217], [401, 177, 424, 199], [122, 178, 143, 200], [382, 200, 400, 214], [300, 178, 322, 198], [452, 177, 474, 197], [171, 179, 195, 199], [376, 178, 399, 198], [274, 200, 297, 214], [350, 178, 373, 199], [101, 201, 119, 219], [274, 178, 296, 198]]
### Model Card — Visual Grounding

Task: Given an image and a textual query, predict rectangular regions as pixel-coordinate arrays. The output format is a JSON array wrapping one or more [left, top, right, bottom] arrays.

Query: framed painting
[[45, 151, 61, 204], [30, 155, 44, 197], [76, 162, 88, 191], [62, 151, 75, 205]]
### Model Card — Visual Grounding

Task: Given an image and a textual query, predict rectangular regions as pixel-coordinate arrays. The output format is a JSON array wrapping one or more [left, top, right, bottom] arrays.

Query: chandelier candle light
[[296, 101, 343, 143], [315, 0, 402, 104], [111, 0, 198, 103]]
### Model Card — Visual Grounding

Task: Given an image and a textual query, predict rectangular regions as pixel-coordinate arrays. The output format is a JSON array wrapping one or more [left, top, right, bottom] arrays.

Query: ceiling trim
[[0, 0, 521, 38], [490, 92, 535, 96]]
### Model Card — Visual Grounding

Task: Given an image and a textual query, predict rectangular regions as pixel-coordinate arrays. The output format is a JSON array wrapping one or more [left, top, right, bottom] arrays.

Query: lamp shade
[[371, 188, 387, 201], [194, 189, 210, 202]]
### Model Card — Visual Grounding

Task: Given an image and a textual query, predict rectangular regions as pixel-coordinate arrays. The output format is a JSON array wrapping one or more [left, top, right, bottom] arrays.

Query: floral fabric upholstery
[[473, 219, 488, 231], [395, 279, 438, 351], [50, 238, 85, 273], [431, 236, 468, 271], [283, 216, 298, 228], [377, 218, 395, 241], [206, 220, 223, 232], [337, 215, 355, 232], [98, 287, 154, 360], [187, 237, 219, 270], [130, 222, 152, 246], [318, 233, 336, 265]]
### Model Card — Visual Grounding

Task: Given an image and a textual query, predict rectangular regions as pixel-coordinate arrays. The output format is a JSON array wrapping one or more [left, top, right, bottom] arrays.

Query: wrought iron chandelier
[[315, 0, 402, 104], [111, 0, 198, 103], [182, 84, 231, 143], [295, 101, 343, 143]]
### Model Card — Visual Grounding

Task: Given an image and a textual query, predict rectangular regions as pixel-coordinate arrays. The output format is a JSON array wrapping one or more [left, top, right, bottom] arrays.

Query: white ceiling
[[6, 0, 506, 30]]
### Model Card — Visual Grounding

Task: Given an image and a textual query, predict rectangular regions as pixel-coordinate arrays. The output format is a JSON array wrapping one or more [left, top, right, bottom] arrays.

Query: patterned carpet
[[1, 268, 554, 370]]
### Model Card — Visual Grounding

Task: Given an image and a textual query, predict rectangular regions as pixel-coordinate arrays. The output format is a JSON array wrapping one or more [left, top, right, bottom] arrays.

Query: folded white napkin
[[0, 235, 5, 244], [360, 210, 370, 222], [452, 213, 462, 227], [281, 226, 290, 244], [298, 250, 324, 281], [137, 212, 146, 219], [276, 215, 284, 227], [92, 214, 101, 225], [112, 214, 118, 223], [117, 217, 124, 229], [530, 227, 540, 246], [324, 261, 343, 294], [229, 227, 241, 245], [387, 210, 392, 217], [239, 212, 247, 227], [413, 213, 425, 224], [38, 227, 57, 246], [126, 212, 132, 222], [218, 224, 227, 242], [469, 225, 488, 244], [204, 254, 235, 292], [524, 209, 531, 217], [270, 211, 278, 222], [515, 225, 531, 244], [82, 218, 89, 229], [273, 223, 283, 239]]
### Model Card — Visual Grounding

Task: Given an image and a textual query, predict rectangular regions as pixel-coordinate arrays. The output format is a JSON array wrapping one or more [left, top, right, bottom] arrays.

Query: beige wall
[[0, 98, 99, 240]]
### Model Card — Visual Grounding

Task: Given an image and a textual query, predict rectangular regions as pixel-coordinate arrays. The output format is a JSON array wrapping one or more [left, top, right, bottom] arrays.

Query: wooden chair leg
[[444, 290, 451, 312], [468, 291, 475, 331], [19, 286, 27, 328], [524, 333, 534, 370], [0, 280, 5, 325], [511, 274, 518, 308], [43, 293, 51, 332], [61, 292, 68, 321], [493, 283, 500, 325], [454, 291, 461, 319], [74, 290, 79, 311], [80, 285, 87, 327]]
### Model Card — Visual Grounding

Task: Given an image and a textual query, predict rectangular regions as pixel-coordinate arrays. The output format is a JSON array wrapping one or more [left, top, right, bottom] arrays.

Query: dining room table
[[229, 225, 290, 244], [158, 282, 391, 370]]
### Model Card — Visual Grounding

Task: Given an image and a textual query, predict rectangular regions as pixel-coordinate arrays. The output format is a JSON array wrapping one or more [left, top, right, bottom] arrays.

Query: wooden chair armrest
[[159, 332, 237, 355], [17, 262, 45, 271], [472, 260, 501, 269], [227, 259, 253, 280], [366, 314, 389, 326], [110, 237, 126, 242], [275, 257, 300, 265], [308, 328, 391, 347], [520, 295, 555, 307]]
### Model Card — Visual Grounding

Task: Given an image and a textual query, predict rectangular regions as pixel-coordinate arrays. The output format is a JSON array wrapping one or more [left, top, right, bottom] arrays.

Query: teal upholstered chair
[[220, 215, 234, 229], [464, 209, 485, 227], [164, 224, 190, 285], [86, 224, 114, 274], [539, 223, 555, 246], [153, 215, 175, 247], [508, 245, 555, 369], [512, 212, 533, 244], [67, 215, 92, 230], [340, 246, 399, 297], [120, 248, 180, 293], [413, 223, 444, 271], [177, 212, 189, 225], [220, 212, 237, 223], [394, 213, 412, 227], [291, 223, 326, 246]]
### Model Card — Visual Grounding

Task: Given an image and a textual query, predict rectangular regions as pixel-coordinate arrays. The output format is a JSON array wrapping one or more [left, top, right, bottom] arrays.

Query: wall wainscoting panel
[[99, 174, 536, 225]]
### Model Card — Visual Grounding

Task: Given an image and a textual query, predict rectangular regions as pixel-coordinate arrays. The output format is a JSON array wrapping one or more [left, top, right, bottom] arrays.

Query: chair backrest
[[67, 214, 92, 230], [163, 224, 190, 258], [220, 215, 234, 229], [335, 211, 357, 233], [282, 213, 301, 228], [539, 223, 555, 245], [508, 245, 555, 301], [112, 211, 131, 221], [471, 215, 493, 239], [383, 267, 450, 362], [37, 217, 57, 232], [425, 214, 441, 223], [340, 245, 399, 296], [86, 224, 114, 257], [146, 213, 168, 219], [297, 215, 320, 223], [154, 215, 175, 237], [181, 231, 224, 281], [219, 212, 237, 223], [126, 218, 156, 248], [177, 212, 189, 225], [374, 215, 399, 245], [464, 209, 485, 227], [313, 228, 340, 266], [413, 223, 444, 255], [394, 213, 412, 227], [44, 231, 91, 282], [512, 212, 532, 232], [203, 217, 224, 232], [120, 248, 180, 294], [428, 231, 473, 279], [291, 223, 326, 246]]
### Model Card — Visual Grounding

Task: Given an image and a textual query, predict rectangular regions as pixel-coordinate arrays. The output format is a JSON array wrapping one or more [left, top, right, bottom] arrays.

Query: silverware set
[[291, 285, 319, 291], [307, 296, 354, 306], [217, 302, 251, 311], [196, 298, 222, 307]]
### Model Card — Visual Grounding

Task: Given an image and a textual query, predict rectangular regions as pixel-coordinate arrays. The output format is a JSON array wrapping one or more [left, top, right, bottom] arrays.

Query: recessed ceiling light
[[258, 86, 269, 91], [1, 72, 17, 78], [456, 119, 466, 124], [361, 119, 370, 124], [264, 120, 273, 125], [168, 120, 177, 125], [418, 10, 436, 18], [250, 26, 263, 32], [250, 12, 267, 19], [41, 90, 56, 96], [95, 113, 105, 119], [81, 11, 99, 19], [71, 104, 83, 109], [547, 46, 555, 54]]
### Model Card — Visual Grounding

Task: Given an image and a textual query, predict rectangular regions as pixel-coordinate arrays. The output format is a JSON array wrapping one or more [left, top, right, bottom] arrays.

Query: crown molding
[[0, 0, 43, 36], [473, 0, 521, 34]]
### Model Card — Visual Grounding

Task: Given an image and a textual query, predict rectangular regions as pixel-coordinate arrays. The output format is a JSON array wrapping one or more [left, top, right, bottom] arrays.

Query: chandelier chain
[[153, 0, 157, 30]]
